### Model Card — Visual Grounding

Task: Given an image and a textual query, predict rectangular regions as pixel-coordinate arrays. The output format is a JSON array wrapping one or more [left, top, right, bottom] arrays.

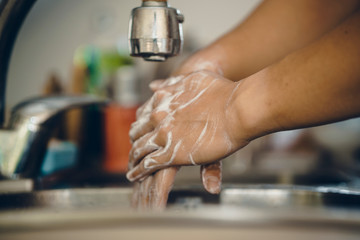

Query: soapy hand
[[129, 69, 225, 210], [130, 167, 179, 210], [127, 70, 249, 184], [129, 52, 231, 211]]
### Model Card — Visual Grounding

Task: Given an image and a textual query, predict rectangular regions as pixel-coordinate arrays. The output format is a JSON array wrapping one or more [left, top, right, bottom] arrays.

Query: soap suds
[[188, 153, 196, 165], [162, 75, 183, 87], [223, 131, 234, 153], [191, 58, 224, 76], [129, 97, 155, 141], [226, 81, 240, 109], [177, 76, 213, 111]]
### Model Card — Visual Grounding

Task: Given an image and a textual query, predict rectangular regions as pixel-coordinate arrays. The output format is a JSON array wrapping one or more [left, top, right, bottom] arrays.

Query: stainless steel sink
[[1, 184, 360, 211], [1, 184, 360, 240], [0, 187, 132, 211], [220, 184, 360, 208]]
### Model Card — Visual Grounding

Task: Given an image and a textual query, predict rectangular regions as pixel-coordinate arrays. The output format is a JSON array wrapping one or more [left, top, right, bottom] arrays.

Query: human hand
[[127, 70, 249, 183], [128, 70, 225, 210], [129, 49, 228, 211], [130, 167, 179, 211]]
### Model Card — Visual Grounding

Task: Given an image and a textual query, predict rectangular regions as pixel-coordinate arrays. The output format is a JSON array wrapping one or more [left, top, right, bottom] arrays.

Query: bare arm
[[232, 8, 360, 141], [127, 0, 360, 208], [127, 8, 360, 182], [176, 0, 360, 80]]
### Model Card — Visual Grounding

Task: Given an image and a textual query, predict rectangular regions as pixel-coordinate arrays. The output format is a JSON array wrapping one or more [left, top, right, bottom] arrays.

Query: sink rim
[[1, 203, 360, 234], [1, 184, 360, 234], [1, 184, 360, 211]]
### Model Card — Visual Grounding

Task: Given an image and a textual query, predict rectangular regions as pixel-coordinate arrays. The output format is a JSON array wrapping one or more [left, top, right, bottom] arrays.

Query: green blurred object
[[100, 49, 133, 74], [73, 45, 133, 97]]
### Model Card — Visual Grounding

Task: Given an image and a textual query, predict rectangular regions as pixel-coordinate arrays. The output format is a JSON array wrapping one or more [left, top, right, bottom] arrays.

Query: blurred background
[[7, 0, 260, 107], [5, 0, 360, 189]]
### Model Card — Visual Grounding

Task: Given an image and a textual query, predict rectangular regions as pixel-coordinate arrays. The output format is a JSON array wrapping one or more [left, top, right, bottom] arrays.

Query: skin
[[129, 70, 223, 210], [128, 0, 360, 210], [128, 70, 250, 181], [175, 0, 360, 80]]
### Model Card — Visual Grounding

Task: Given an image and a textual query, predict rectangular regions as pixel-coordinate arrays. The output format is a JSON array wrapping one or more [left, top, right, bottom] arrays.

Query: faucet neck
[[142, 0, 168, 7], [0, 0, 37, 128]]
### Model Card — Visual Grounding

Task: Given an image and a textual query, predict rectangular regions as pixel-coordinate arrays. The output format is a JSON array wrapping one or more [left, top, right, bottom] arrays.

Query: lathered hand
[[127, 70, 248, 183], [127, 3, 360, 210], [129, 71, 225, 210]]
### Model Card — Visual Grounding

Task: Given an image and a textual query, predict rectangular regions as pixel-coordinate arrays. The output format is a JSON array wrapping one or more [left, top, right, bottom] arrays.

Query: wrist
[[227, 68, 282, 142]]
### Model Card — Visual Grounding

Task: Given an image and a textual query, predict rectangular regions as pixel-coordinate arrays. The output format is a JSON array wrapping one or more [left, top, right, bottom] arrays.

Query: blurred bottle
[[104, 66, 140, 173], [68, 45, 134, 173]]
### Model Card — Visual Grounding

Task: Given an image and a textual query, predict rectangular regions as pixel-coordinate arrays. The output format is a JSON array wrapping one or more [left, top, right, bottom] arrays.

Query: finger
[[130, 110, 169, 143], [158, 72, 208, 95], [126, 140, 176, 182], [130, 92, 171, 143], [149, 80, 165, 92], [136, 97, 153, 119], [129, 132, 161, 169], [129, 116, 153, 143], [139, 175, 154, 210], [126, 152, 165, 182], [130, 98, 153, 143], [201, 161, 222, 194], [151, 167, 179, 210], [131, 182, 140, 209]]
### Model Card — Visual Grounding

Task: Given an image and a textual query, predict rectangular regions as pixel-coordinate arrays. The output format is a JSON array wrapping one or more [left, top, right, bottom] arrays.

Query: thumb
[[149, 80, 165, 92], [152, 167, 180, 210], [201, 161, 222, 194]]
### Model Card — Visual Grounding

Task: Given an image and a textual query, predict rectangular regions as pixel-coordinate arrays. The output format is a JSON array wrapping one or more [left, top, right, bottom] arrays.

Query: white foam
[[189, 153, 196, 165], [162, 75, 183, 86]]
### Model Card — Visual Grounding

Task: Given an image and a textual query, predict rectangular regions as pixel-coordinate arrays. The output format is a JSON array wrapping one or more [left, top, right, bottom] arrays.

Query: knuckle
[[188, 70, 205, 79], [131, 147, 140, 159], [136, 107, 143, 118], [153, 90, 170, 104], [153, 91, 163, 102], [157, 125, 171, 139], [129, 124, 138, 139], [149, 111, 161, 124]]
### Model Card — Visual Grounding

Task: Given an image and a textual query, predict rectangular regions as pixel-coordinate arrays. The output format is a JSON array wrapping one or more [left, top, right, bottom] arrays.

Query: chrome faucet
[[0, 1, 109, 180], [0, 95, 107, 179], [0, 0, 182, 179], [128, 0, 184, 62]]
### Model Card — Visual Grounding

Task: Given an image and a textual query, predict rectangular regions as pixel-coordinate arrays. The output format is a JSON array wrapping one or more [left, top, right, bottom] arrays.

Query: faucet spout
[[128, 0, 184, 62], [0, 95, 108, 179]]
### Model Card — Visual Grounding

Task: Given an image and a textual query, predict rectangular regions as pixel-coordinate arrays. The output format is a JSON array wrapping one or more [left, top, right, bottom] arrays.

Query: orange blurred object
[[104, 104, 138, 173]]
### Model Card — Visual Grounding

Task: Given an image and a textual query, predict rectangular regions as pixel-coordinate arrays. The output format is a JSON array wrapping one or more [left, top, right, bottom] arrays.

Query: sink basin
[[0, 187, 132, 211], [1, 184, 360, 240]]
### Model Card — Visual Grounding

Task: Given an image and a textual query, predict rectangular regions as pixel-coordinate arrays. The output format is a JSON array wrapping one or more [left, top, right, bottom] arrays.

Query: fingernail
[[205, 176, 221, 194], [126, 170, 135, 182], [149, 81, 162, 91]]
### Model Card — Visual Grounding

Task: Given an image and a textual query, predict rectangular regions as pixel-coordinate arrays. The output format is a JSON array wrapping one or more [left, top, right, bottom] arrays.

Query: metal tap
[[128, 0, 184, 62], [0, 95, 107, 179]]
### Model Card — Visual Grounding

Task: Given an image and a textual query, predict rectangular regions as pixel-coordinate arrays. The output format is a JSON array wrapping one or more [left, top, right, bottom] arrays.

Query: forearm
[[234, 9, 360, 141], [178, 0, 360, 80]]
